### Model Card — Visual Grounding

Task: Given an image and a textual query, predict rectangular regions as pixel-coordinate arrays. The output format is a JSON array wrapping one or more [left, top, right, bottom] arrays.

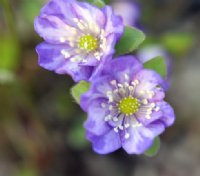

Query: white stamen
[[68, 37, 75, 42], [59, 37, 66, 43], [119, 88, 126, 94], [125, 133, 130, 139], [140, 90, 145, 94], [146, 111, 152, 115], [70, 57, 82, 62], [118, 125, 124, 130], [109, 105, 113, 110], [113, 117, 118, 122], [104, 115, 111, 121], [100, 44, 106, 50], [71, 28, 77, 34], [151, 103, 156, 108], [146, 115, 151, 119], [134, 80, 139, 85], [124, 123, 130, 128], [96, 55, 101, 61], [94, 52, 101, 59], [73, 18, 79, 22], [61, 50, 70, 58], [114, 127, 119, 133], [124, 74, 129, 81], [93, 24, 100, 34], [77, 22, 86, 30], [118, 83, 123, 88], [142, 99, 148, 105], [110, 80, 117, 86], [131, 81, 136, 86], [69, 42, 75, 47], [124, 82, 129, 87], [147, 91, 154, 98], [108, 97, 113, 102], [154, 106, 160, 112], [100, 29, 105, 35], [132, 122, 142, 128], [128, 86, 134, 91], [114, 89, 118, 94], [106, 91, 112, 96]]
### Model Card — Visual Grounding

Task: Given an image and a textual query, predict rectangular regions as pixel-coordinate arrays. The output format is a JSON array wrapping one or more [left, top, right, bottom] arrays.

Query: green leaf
[[143, 56, 167, 77], [71, 81, 90, 104], [145, 137, 160, 157], [115, 26, 145, 55], [86, 0, 105, 8]]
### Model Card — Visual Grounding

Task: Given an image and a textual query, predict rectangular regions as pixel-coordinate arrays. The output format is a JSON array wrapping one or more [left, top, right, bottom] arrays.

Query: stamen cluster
[[101, 74, 160, 139]]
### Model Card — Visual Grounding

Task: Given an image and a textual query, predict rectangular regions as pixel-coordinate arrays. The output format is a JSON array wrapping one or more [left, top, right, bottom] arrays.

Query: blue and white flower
[[34, 0, 123, 81]]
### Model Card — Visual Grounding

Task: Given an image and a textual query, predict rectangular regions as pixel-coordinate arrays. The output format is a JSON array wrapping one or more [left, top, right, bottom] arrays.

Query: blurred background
[[0, 0, 200, 175]]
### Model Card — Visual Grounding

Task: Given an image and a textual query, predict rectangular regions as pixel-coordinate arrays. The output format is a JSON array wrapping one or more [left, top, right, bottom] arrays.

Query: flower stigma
[[78, 34, 98, 52], [118, 97, 140, 116]]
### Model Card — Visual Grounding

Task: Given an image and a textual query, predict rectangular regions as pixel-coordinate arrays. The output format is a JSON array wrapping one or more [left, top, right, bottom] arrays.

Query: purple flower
[[34, 0, 123, 82], [112, 0, 140, 26], [81, 56, 175, 154]]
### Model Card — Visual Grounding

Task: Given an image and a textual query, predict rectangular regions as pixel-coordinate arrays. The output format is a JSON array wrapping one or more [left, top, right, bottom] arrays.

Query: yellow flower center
[[78, 34, 98, 52], [118, 97, 140, 116]]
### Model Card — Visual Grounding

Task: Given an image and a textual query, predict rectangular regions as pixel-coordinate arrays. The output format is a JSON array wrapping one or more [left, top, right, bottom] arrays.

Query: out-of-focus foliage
[[71, 81, 90, 104], [86, 0, 105, 8], [144, 137, 160, 157], [144, 56, 167, 77], [0, 35, 19, 71], [161, 32, 195, 57], [115, 26, 145, 55]]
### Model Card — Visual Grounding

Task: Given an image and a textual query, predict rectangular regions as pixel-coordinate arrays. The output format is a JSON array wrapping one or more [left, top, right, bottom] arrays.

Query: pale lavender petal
[[135, 110, 163, 126], [71, 2, 106, 30], [102, 6, 123, 40], [34, 0, 81, 44], [36, 42, 93, 82], [56, 61, 94, 82], [81, 75, 113, 111], [136, 101, 175, 127], [122, 122, 164, 154], [134, 69, 163, 86], [39, 0, 78, 26], [84, 100, 110, 136], [86, 130, 121, 154], [36, 42, 72, 71], [34, 16, 79, 44], [99, 55, 143, 83], [134, 69, 165, 93], [156, 101, 175, 127]]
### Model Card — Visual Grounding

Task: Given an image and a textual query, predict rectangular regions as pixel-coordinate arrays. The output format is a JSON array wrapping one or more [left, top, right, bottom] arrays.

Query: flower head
[[81, 56, 175, 154], [34, 0, 123, 82]]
